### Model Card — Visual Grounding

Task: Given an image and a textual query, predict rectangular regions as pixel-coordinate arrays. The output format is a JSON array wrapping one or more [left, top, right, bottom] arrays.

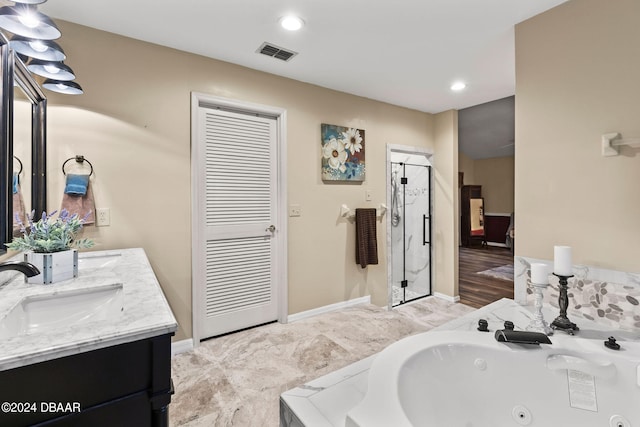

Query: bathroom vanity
[[0, 248, 178, 427]]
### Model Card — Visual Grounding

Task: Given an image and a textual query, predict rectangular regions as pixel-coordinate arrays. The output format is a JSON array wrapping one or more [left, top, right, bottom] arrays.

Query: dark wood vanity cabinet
[[0, 333, 174, 427]]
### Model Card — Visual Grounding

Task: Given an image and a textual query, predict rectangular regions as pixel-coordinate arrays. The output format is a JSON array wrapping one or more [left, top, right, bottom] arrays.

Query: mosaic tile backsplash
[[515, 256, 640, 331]]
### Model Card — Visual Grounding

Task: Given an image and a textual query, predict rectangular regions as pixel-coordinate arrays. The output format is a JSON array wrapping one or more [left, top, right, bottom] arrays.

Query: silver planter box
[[24, 249, 79, 284]]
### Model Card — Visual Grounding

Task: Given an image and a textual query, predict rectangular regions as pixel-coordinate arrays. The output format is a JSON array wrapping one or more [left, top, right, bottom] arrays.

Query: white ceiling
[[39, 0, 566, 114]]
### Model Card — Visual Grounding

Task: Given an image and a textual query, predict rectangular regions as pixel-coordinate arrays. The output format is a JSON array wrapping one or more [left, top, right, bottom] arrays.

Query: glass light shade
[[0, 5, 61, 39], [27, 59, 75, 80], [43, 79, 83, 95], [10, 35, 66, 61], [12, 0, 48, 4]]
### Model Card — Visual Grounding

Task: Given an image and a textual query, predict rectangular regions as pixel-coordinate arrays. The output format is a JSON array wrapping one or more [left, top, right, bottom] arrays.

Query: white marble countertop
[[0, 248, 177, 371]]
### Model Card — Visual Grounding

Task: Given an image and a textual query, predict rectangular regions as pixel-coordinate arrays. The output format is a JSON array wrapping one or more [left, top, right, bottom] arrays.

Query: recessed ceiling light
[[450, 81, 466, 91], [280, 15, 304, 31]]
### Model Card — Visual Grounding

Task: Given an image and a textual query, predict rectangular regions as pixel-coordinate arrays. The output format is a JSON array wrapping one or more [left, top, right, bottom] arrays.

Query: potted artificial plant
[[6, 210, 94, 284]]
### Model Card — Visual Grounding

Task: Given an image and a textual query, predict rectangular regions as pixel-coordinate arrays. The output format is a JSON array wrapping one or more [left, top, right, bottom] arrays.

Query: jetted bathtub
[[346, 330, 640, 427]]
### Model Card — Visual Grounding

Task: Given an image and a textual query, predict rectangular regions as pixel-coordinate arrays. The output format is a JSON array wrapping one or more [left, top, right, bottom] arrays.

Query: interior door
[[196, 106, 279, 339]]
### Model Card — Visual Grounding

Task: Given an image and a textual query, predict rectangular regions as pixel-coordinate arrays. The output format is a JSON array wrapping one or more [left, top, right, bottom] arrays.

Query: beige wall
[[434, 110, 459, 298], [474, 156, 514, 214], [28, 21, 450, 340], [515, 0, 640, 271]]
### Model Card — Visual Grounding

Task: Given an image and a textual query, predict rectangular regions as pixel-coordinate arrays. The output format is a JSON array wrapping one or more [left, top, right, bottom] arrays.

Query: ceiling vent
[[257, 42, 297, 62]]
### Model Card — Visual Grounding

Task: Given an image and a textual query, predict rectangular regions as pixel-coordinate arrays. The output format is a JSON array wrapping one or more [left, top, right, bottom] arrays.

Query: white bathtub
[[346, 330, 640, 427]]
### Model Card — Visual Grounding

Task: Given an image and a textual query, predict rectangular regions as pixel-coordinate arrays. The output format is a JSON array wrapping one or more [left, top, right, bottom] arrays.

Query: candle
[[554, 246, 573, 276], [531, 263, 548, 285]]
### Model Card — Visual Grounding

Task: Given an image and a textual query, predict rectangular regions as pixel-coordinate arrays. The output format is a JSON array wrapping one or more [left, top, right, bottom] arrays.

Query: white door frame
[[385, 144, 433, 310], [191, 92, 288, 346]]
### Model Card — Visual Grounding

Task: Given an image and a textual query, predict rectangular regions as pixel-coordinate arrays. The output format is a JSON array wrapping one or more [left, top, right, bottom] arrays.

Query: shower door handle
[[423, 215, 427, 245]]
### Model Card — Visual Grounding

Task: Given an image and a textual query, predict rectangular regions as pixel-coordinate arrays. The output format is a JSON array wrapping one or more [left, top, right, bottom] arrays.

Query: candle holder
[[550, 273, 579, 335], [526, 282, 553, 335]]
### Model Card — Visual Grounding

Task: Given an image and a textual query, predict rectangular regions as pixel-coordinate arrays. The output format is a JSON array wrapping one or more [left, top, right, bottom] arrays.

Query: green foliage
[[6, 210, 95, 253]]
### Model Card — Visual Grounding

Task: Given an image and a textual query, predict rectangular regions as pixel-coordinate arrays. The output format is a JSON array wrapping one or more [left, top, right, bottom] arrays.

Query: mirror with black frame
[[13, 63, 31, 236], [0, 34, 47, 256]]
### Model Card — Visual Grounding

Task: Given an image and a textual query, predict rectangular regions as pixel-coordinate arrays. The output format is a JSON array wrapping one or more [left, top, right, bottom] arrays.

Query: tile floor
[[169, 297, 475, 426]]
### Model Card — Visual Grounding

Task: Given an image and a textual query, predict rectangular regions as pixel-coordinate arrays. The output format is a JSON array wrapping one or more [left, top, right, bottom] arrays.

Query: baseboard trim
[[171, 338, 194, 356], [433, 292, 460, 303], [288, 295, 371, 323]]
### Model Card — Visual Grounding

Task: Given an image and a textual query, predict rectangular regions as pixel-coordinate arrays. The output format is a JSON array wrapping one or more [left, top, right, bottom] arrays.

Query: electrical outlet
[[96, 208, 110, 226], [289, 204, 301, 217]]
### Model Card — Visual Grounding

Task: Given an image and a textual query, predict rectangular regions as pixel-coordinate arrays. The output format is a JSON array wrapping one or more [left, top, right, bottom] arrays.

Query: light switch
[[365, 190, 372, 201], [289, 204, 301, 217]]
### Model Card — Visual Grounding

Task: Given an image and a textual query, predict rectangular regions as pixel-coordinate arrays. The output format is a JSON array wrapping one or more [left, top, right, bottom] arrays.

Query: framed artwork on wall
[[321, 123, 365, 181]]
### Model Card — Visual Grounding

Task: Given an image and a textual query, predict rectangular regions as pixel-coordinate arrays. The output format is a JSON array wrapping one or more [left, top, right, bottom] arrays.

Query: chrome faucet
[[0, 261, 40, 277]]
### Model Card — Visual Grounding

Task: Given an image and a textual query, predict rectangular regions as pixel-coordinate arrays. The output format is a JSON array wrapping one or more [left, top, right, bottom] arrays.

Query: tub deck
[[280, 298, 640, 427]]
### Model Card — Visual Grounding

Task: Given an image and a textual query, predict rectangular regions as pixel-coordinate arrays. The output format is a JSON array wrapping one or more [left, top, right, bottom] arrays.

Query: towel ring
[[13, 156, 23, 175], [62, 155, 93, 176]]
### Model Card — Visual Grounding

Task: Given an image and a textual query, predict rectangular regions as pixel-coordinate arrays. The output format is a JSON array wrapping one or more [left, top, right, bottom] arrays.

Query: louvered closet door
[[198, 107, 278, 339]]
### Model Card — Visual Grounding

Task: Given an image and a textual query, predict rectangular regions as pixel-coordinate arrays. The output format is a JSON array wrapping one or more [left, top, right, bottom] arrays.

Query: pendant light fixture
[[0, 0, 82, 95], [0, 4, 61, 40], [43, 79, 83, 95], [10, 35, 66, 61], [26, 59, 75, 80]]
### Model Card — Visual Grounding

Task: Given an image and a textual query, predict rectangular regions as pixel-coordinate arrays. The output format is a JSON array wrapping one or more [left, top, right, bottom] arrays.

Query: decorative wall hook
[[601, 132, 640, 157]]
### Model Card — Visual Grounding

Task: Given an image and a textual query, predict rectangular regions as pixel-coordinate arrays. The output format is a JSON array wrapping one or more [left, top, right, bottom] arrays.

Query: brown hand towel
[[60, 182, 96, 225], [355, 208, 378, 268]]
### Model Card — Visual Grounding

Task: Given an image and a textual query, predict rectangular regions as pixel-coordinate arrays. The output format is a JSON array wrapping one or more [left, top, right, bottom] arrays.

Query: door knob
[[266, 225, 276, 232]]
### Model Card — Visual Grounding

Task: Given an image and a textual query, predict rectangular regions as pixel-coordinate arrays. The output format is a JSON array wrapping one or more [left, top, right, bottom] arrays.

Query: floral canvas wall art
[[321, 123, 366, 181]]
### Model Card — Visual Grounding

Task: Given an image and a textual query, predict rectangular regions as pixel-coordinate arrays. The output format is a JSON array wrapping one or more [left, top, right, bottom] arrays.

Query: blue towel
[[12, 172, 18, 194], [64, 174, 90, 196]]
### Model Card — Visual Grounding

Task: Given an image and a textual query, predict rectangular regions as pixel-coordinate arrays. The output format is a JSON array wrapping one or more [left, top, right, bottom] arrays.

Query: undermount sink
[[77, 253, 122, 270], [0, 283, 124, 339]]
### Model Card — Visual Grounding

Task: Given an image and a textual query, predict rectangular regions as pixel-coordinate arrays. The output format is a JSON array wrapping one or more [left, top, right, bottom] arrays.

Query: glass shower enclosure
[[390, 161, 432, 306]]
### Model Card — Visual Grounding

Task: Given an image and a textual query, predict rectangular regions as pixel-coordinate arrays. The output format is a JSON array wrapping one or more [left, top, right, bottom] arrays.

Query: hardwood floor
[[459, 246, 514, 308]]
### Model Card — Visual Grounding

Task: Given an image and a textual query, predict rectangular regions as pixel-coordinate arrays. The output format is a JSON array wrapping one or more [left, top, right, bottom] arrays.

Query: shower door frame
[[386, 144, 434, 310]]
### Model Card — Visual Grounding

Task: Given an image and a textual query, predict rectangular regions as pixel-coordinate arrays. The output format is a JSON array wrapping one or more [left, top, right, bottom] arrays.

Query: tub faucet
[[495, 329, 552, 345], [0, 261, 40, 277]]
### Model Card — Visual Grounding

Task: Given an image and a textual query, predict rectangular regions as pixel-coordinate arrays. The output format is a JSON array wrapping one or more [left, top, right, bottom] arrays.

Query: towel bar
[[340, 204, 387, 221]]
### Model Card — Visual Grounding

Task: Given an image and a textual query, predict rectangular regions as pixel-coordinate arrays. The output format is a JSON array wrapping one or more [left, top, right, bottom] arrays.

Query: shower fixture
[[391, 169, 401, 227]]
